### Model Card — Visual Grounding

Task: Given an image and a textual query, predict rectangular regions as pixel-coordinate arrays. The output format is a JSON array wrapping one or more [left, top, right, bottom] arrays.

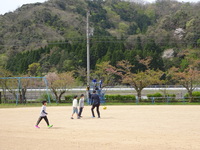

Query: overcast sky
[[0, 0, 199, 15]]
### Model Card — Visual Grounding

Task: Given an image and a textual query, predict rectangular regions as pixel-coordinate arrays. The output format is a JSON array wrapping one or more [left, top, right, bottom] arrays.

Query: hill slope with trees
[[0, 0, 200, 85]]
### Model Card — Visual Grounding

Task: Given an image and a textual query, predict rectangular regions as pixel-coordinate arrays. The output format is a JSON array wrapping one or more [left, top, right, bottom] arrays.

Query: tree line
[[1, 53, 200, 103], [1, 0, 200, 103]]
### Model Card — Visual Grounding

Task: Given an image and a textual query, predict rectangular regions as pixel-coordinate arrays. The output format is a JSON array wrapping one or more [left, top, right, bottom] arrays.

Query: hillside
[[0, 0, 87, 53], [0, 0, 200, 77]]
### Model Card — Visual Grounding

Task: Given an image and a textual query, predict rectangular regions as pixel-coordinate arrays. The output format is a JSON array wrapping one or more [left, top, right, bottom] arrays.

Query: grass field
[[0, 105, 200, 150], [0, 101, 199, 109]]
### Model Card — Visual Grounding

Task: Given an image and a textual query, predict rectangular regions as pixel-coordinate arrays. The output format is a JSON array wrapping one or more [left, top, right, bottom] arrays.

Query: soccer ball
[[103, 106, 107, 110]]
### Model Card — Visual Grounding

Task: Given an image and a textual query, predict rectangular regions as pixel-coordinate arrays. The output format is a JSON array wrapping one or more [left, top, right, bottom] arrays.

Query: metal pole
[[0, 92, 1, 104], [44, 77, 51, 104], [16, 78, 21, 105], [86, 10, 90, 103], [87, 10, 90, 87]]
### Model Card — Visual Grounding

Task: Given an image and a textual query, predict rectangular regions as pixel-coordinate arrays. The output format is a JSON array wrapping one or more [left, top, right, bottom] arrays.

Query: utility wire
[[0, 40, 199, 47]]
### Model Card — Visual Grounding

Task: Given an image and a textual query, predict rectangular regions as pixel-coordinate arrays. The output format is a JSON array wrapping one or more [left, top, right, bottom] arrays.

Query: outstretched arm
[[42, 110, 48, 115]]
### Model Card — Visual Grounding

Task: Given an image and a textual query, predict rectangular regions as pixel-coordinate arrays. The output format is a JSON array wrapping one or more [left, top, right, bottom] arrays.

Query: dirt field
[[0, 105, 200, 150]]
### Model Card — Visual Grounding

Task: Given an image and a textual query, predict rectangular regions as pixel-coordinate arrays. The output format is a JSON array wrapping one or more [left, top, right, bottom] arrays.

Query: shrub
[[184, 91, 200, 102], [147, 93, 178, 103], [64, 95, 74, 103], [147, 93, 163, 102], [164, 94, 176, 102], [39, 93, 54, 102], [147, 93, 163, 98], [64, 94, 136, 103], [105, 95, 136, 103]]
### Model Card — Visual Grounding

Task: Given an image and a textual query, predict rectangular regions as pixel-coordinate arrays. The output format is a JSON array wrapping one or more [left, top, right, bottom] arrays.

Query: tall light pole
[[86, 10, 90, 103], [86, 10, 90, 88]]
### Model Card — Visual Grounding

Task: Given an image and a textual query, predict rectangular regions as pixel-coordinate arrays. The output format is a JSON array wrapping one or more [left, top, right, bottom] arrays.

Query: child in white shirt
[[78, 94, 85, 118], [71, 95, 79, 119], [35, 101, 53, 128]]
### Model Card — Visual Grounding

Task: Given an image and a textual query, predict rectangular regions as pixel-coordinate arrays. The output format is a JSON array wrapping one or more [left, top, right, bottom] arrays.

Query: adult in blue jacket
[[91, 90, 100, 118]]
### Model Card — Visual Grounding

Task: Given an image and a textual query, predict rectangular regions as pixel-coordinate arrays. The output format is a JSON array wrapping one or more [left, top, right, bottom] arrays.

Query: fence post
[[151, 97, 155, 104], [166, 97, 169, 104], [0, 92, 1, 104], [43, 77, 51, 103], [16, 78, 21, 105], [136, 96, 138, 104], [183, 97, 186, 104]]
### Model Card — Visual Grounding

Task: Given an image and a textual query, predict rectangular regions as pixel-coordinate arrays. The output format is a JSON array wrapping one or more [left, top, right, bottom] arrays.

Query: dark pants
[[36, 116, 49, 126], [78, 107, 84, 117], [91, 104, 100, 118]]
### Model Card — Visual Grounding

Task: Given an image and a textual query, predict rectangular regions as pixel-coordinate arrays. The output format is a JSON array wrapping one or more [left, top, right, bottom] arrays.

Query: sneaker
[[71, 117, 74, 119], [35, 125, 40, 128], [48, 125, 53, 128], [91, 116, 95, 118], [98, 117, 101, 118]]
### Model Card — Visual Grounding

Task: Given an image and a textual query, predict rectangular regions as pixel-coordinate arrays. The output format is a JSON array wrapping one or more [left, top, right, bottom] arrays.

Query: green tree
[[63, 60, 75, 72], [45, 72, 75, 103], [197, 39, 200, 48], [0, 54, 8, 68], [28, 63, 41, 76], [0, 68, 13, 103], [168, 65, 200, 103], [74, 66, 87, 85], [107, 58, 164, 102], [92, 61, 116, 88]]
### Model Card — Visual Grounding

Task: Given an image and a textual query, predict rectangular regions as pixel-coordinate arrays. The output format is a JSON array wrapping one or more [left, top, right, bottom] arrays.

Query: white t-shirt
[[79, 97, 84, 107], [72, 99, 78, 107], [40, 105, 47, 116]]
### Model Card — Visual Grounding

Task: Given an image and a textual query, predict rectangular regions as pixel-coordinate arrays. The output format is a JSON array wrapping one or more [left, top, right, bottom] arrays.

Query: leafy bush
[[64, 95, 74, 103], [36, 93, 54, 103], [105, 95, 136, 103], [164, 94, 176, 102], [165, 94, 176, 97], [147, 93, 177, 102], [147, 93, 163, 98], [184, 91, 200, 102], [147, 93, 163, 102], [64, 94, 136, 103]]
